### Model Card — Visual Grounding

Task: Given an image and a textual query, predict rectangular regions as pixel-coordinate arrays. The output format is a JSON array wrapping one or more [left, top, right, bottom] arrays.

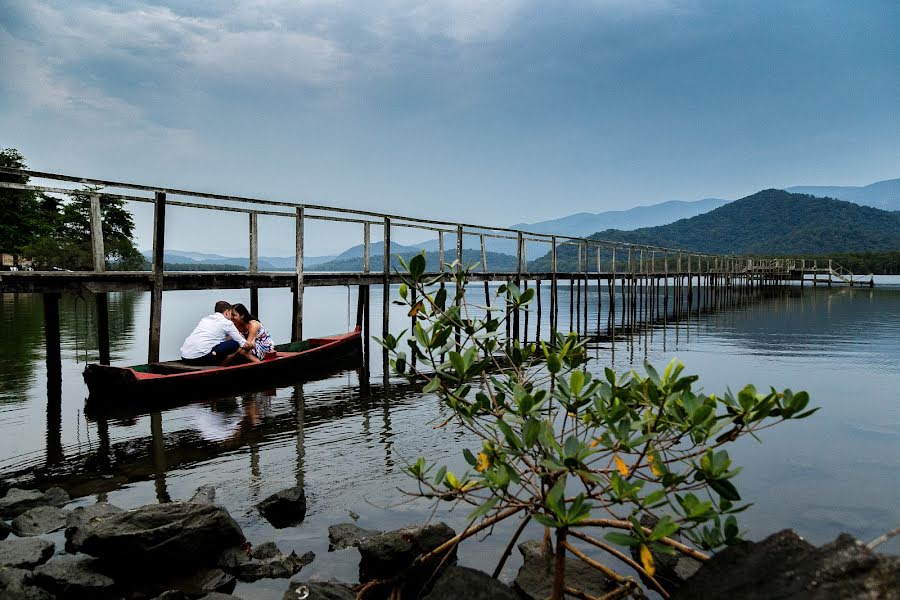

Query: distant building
[[0, 253, 33, 271]]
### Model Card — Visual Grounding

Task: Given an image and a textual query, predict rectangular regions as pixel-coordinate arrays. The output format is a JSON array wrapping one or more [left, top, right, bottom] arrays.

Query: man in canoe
[[180, 301, 252, 365]]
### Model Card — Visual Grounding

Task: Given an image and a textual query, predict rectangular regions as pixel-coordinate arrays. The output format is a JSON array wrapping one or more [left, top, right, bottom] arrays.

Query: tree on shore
[[0, 146, 143, 270]]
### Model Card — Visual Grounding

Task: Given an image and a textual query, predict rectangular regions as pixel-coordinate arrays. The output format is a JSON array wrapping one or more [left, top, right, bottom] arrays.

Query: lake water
[[1, 277, 898, 598]]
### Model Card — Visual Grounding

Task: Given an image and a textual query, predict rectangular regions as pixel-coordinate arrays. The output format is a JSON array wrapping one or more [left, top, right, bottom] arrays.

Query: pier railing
[[0, 167, 859, 363]]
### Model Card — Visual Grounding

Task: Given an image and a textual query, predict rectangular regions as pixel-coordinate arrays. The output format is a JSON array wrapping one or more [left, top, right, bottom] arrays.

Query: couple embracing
[[179, 301, 274, 365]]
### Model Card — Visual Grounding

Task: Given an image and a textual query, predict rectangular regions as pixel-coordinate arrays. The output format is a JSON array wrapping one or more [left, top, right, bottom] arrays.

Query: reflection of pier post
[[293, 385, 305, 489], [44, 292, 63, 465], [150, 411, 170, 503], [89, 194, 111, 365]]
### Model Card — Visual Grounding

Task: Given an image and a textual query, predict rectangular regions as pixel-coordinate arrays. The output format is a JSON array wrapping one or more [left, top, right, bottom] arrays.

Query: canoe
[[83, 327, 362, 400]]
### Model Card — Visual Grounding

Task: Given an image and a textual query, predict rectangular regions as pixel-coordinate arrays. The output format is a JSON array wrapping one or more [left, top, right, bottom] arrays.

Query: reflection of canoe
[[83, 328, 362, 400]]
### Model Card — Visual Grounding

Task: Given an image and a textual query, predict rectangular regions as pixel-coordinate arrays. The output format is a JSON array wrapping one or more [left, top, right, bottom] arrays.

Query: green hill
[[529, 189, 900, 270]]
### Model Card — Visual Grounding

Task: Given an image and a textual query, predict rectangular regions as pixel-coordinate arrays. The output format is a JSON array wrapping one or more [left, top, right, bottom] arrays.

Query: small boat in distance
[[83, 328, 362, 400]]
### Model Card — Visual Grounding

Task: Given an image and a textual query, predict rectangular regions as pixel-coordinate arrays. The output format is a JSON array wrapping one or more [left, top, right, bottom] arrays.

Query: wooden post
[[292, 206, 305, 342], [383, 217, 391, 364], [364, 223, 371, 274], [148, 192, 166, 364], [249, 212, 259, 317], [456, 225, 463, 349], [514, 231, 523, 341], [96, 293, 110, 366], [481, 235, 490, 313], [89, 194, 105, 272], [551, 236, 558, 336], [596, 246, 602, 335]]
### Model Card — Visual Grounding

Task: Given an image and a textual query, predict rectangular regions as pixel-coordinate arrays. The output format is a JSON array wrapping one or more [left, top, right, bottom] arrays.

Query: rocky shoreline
[[1, 485, 897, 599]]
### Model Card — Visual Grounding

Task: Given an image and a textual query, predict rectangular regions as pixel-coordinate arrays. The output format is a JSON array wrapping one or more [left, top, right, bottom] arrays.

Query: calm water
[[1, 279, 899, 597]]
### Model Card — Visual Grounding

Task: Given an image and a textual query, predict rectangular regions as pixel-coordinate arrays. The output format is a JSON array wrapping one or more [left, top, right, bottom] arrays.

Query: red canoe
[[83, 328, 362, 399]]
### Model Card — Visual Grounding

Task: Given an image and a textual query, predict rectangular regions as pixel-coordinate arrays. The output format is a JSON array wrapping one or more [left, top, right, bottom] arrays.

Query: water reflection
[[0, 281, 898, 581]]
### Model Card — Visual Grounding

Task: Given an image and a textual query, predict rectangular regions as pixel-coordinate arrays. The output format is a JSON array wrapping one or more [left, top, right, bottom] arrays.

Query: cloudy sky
[[1, 0, 898, 255]]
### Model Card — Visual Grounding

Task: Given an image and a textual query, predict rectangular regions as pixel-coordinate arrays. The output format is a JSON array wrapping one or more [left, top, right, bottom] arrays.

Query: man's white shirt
[[180, 313, 248, 359]]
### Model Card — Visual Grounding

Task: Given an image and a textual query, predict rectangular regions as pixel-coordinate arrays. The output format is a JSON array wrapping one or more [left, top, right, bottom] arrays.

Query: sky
[[1, 0, 898, 256]]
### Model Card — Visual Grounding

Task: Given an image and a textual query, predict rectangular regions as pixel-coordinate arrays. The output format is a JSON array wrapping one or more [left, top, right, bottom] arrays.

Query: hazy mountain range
[[785, 178, 900, 211], [532, 189, 900, 270]]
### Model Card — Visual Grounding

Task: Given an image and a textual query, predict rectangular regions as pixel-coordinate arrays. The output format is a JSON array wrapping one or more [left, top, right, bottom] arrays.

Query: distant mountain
[[511, 198, 731, 238], [140, 249, 335, 270], [310, 249, 519, 273], [530, 189, 900, 268], [785, 178, 900, 211]]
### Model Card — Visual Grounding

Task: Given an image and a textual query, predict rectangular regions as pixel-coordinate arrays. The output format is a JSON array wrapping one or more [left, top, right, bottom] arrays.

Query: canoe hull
[[84, 329, 362, 403]]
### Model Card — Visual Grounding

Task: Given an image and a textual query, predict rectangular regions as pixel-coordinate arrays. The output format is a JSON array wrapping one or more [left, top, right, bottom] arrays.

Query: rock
[[349, 511, 360, 521], [328, 523, 382, 551], [0, 488, 69, 519], [251, 541, 281, 560], [283, 581, 355, 600], [514, 540, 613, 600], [0, 566, 55, 600], [10, 506, 69, 536], [78, 502, 245, 567], [33, 556, 118, 599], [235, 551, 314, 582], [218, 542, 314, 582], [64, 502, 125, 552], [0, 520, 9, 541], [673, 529, 900, 600], [629, 514, 701, 594], [256, 486, 307, 528], [190, 485, 217, 504], [423, 565, 519, 599], [0, 538, 55, 569], [199, 594, 244, 600], [358, 522, 456, 584], [163, 567, 236, 596]]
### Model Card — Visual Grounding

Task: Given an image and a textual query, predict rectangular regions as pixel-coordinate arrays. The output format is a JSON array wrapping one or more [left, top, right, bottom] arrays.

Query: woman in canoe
[[227, 303, 275, 363]]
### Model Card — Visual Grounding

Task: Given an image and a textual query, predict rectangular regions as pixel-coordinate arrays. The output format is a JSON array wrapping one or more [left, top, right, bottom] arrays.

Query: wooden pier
[[0, 167, 868, 372]]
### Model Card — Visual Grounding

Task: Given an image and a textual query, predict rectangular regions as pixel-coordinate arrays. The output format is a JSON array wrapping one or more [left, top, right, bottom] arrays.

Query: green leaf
[[708, 478, 741, 501], [463, 448, 477, 466], [547, 354, 562, 374], [650, 516, 680, 540], [468, 496, 498, 522], [605, 532, 641, 547], [570, 370, 585, 396], [409, 252, 426, 280]]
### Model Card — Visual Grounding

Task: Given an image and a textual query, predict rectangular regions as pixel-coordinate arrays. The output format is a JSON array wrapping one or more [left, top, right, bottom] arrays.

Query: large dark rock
[[64, 502, 125, 552], [0, 488, 69, 518], [10, 506, 70, 537], [673, 529, 900, 600], [283, 581, 355, 600], [78, 502, 245, 567], [328, 523, 383, 551], [256, 486, 307, 528], [33, 556, 118, 599], [423, 565, 519, 600], [0, 566, 54, 600], [160, 567, 236, 596], [0, 520, 9, 541], [0, 538, 55, 569], [358, 522, 456, 584], [629, 514, 701, 594], [514, 540, 614, 600]]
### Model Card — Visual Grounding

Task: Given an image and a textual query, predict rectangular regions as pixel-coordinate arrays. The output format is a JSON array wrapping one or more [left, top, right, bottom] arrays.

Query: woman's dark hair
[[231, 303, 257, 323]]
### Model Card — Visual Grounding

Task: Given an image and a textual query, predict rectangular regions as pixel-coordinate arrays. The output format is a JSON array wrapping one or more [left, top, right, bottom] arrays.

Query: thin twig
[[867, 526, 900, 550], [568, 530, 669, 599], [578, 519, 709, 561], [563, 586, 601, 600], [416, 505, 525, 564], [562, 540, 627, 583], [492, 513, 532, 578]]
